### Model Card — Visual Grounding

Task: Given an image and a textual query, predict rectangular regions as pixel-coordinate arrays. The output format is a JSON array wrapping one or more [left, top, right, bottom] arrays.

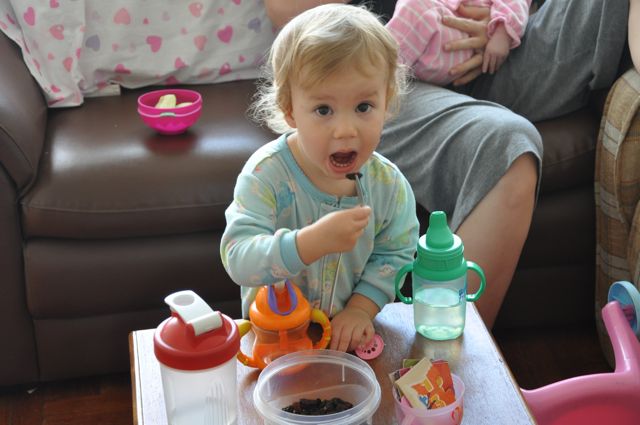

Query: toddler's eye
[[315, 105, 331, 116], [356, 103, 372, 113]]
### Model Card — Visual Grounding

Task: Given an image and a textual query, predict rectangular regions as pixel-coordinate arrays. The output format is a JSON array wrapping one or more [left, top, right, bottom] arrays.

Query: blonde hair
[[250, 3, 408, 134]]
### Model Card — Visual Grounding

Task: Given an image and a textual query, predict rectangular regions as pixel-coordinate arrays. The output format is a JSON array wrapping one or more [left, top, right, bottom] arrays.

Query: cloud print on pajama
[[0, 1, 276, 107]]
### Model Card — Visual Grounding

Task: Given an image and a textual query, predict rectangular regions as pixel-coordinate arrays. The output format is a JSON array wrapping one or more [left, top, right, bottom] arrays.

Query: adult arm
[[264, 0, 349, 28]]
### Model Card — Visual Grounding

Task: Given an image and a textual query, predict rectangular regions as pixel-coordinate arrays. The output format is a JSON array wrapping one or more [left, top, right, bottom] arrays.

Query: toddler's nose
[[333, 115, 357, 139]]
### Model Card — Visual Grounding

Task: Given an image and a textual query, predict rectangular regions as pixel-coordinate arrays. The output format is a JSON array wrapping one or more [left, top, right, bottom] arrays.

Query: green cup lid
[[414, 211, 466, 281]]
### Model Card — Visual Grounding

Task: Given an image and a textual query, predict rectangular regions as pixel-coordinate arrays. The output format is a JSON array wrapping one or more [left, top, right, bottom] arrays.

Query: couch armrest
[[0, 31, 47, 193], [595, 67, 640, 365]]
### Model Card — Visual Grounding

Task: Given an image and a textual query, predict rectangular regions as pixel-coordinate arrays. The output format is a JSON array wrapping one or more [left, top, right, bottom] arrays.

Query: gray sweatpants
[[378, 0, 629, 230]]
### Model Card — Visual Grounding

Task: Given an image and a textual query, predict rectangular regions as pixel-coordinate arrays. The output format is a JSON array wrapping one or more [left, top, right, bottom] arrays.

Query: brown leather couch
[[0, 29, 626, 386]]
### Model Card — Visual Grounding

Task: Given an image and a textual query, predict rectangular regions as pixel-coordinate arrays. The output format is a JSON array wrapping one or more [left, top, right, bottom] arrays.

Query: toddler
[[386, 0, 531, 85], [221, 4, 419, 352]]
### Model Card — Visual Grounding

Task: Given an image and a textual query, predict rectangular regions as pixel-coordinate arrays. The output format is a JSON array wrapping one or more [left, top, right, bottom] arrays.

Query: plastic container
[[137, 88, 202, 114], [154, 290, 239, 425], [237, 280, 331, 370], [137, 89, 202, 135], [393, 374, 465, 425], [253, 349, 381, 425]]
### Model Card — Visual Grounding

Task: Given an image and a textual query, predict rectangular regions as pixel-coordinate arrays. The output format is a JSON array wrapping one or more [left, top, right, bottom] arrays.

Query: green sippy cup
[[395, 211, 486, 340]]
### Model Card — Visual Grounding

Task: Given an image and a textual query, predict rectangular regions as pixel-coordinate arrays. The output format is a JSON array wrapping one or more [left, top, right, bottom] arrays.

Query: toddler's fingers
[[349, 325, 368, 352], [329, 326, 341, 351], [359, 325, 375, 348], [330, 325, 352, 352], [328, 318, 341, 350], [354, 205, 371, 218]]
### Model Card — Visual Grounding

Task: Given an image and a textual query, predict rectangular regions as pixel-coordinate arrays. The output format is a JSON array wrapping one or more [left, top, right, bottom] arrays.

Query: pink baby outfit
[[386, 0, 531, 85]]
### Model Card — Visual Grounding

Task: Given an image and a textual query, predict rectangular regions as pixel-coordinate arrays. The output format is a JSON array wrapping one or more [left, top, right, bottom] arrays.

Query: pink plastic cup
[[393, 374, 465, 425]]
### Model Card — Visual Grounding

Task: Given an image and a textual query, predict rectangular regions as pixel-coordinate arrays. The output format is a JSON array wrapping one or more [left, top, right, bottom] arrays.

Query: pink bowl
[[137, 89, 202, 115], [137, 89, 202, 134], [138, 106, 202, 135]]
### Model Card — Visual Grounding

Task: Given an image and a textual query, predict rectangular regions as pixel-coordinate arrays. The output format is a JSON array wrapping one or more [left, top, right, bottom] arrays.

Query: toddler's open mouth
[[330, 151, 357, 169]]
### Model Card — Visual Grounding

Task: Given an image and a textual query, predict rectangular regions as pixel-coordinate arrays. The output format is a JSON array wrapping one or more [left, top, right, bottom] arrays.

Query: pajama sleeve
[[353, 171, 419, 309], [488, 0, 532, 48], [221, 171, 306, 288]]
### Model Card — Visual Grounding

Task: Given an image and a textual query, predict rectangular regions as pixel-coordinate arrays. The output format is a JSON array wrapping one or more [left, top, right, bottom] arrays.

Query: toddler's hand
[[315, 206, 371, 254], [483, 24, 511, 74], [296, 205, 370, 266], [329, 306, 375, 352]]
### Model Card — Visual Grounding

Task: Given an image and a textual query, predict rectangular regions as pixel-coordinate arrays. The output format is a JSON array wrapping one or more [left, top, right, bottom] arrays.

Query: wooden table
[[130, 302, 536, 424]]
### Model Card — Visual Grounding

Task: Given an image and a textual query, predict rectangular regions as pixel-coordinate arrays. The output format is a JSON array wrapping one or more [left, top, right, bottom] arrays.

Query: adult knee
[[479, 110, 543, 162], [500, 154, 538, 212], [486, 114, 540, 210]]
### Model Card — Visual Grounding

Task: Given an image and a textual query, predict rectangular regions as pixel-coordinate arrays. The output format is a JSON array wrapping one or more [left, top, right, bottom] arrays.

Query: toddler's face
[[284, 63, 388, 193]]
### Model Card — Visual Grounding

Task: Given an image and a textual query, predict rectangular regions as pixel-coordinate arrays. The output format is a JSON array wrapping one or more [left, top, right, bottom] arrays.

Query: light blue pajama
[[221, 134, 419, 318]]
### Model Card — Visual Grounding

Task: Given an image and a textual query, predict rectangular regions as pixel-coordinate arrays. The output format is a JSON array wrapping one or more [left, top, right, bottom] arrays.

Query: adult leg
[[457, 154, 537, 328], [379, 82, 542, 328], [462, 0, 629, 121]]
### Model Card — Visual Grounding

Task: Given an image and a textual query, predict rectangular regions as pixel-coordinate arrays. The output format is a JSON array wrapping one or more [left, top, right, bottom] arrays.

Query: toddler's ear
[[284, 109, 297, 129]]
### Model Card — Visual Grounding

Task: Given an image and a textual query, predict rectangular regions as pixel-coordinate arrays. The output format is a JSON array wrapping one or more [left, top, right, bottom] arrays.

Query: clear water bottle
[[395, 211, 486, 340], [154, 290, 240, 424]]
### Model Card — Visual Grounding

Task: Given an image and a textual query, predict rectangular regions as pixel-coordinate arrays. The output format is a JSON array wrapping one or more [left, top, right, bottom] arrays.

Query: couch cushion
[[24, 232, 241, 319], [21, 80, 274, 239], [21, 78, 597, 239], [535, 107, 600, 195]]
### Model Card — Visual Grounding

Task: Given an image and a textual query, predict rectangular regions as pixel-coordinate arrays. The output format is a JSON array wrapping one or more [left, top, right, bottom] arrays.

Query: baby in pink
[[386, 0, 532, 85]]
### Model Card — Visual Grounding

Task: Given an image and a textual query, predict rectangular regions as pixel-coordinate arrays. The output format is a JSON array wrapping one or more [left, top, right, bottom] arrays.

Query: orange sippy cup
[[236, 280, 331, 369]]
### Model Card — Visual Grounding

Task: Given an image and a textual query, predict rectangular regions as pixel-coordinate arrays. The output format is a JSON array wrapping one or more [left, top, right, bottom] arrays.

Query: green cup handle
[[465, 261, 486, 303], [395, 263, 414, 304]]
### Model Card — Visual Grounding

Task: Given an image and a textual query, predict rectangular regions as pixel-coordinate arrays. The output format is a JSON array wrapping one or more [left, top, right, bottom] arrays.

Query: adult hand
[[442, 5, 491, 86]]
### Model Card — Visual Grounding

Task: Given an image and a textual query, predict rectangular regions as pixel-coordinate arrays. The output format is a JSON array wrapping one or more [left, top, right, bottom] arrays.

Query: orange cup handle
[[235, 319, 259, 368], [310, 309, 332, 349]]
